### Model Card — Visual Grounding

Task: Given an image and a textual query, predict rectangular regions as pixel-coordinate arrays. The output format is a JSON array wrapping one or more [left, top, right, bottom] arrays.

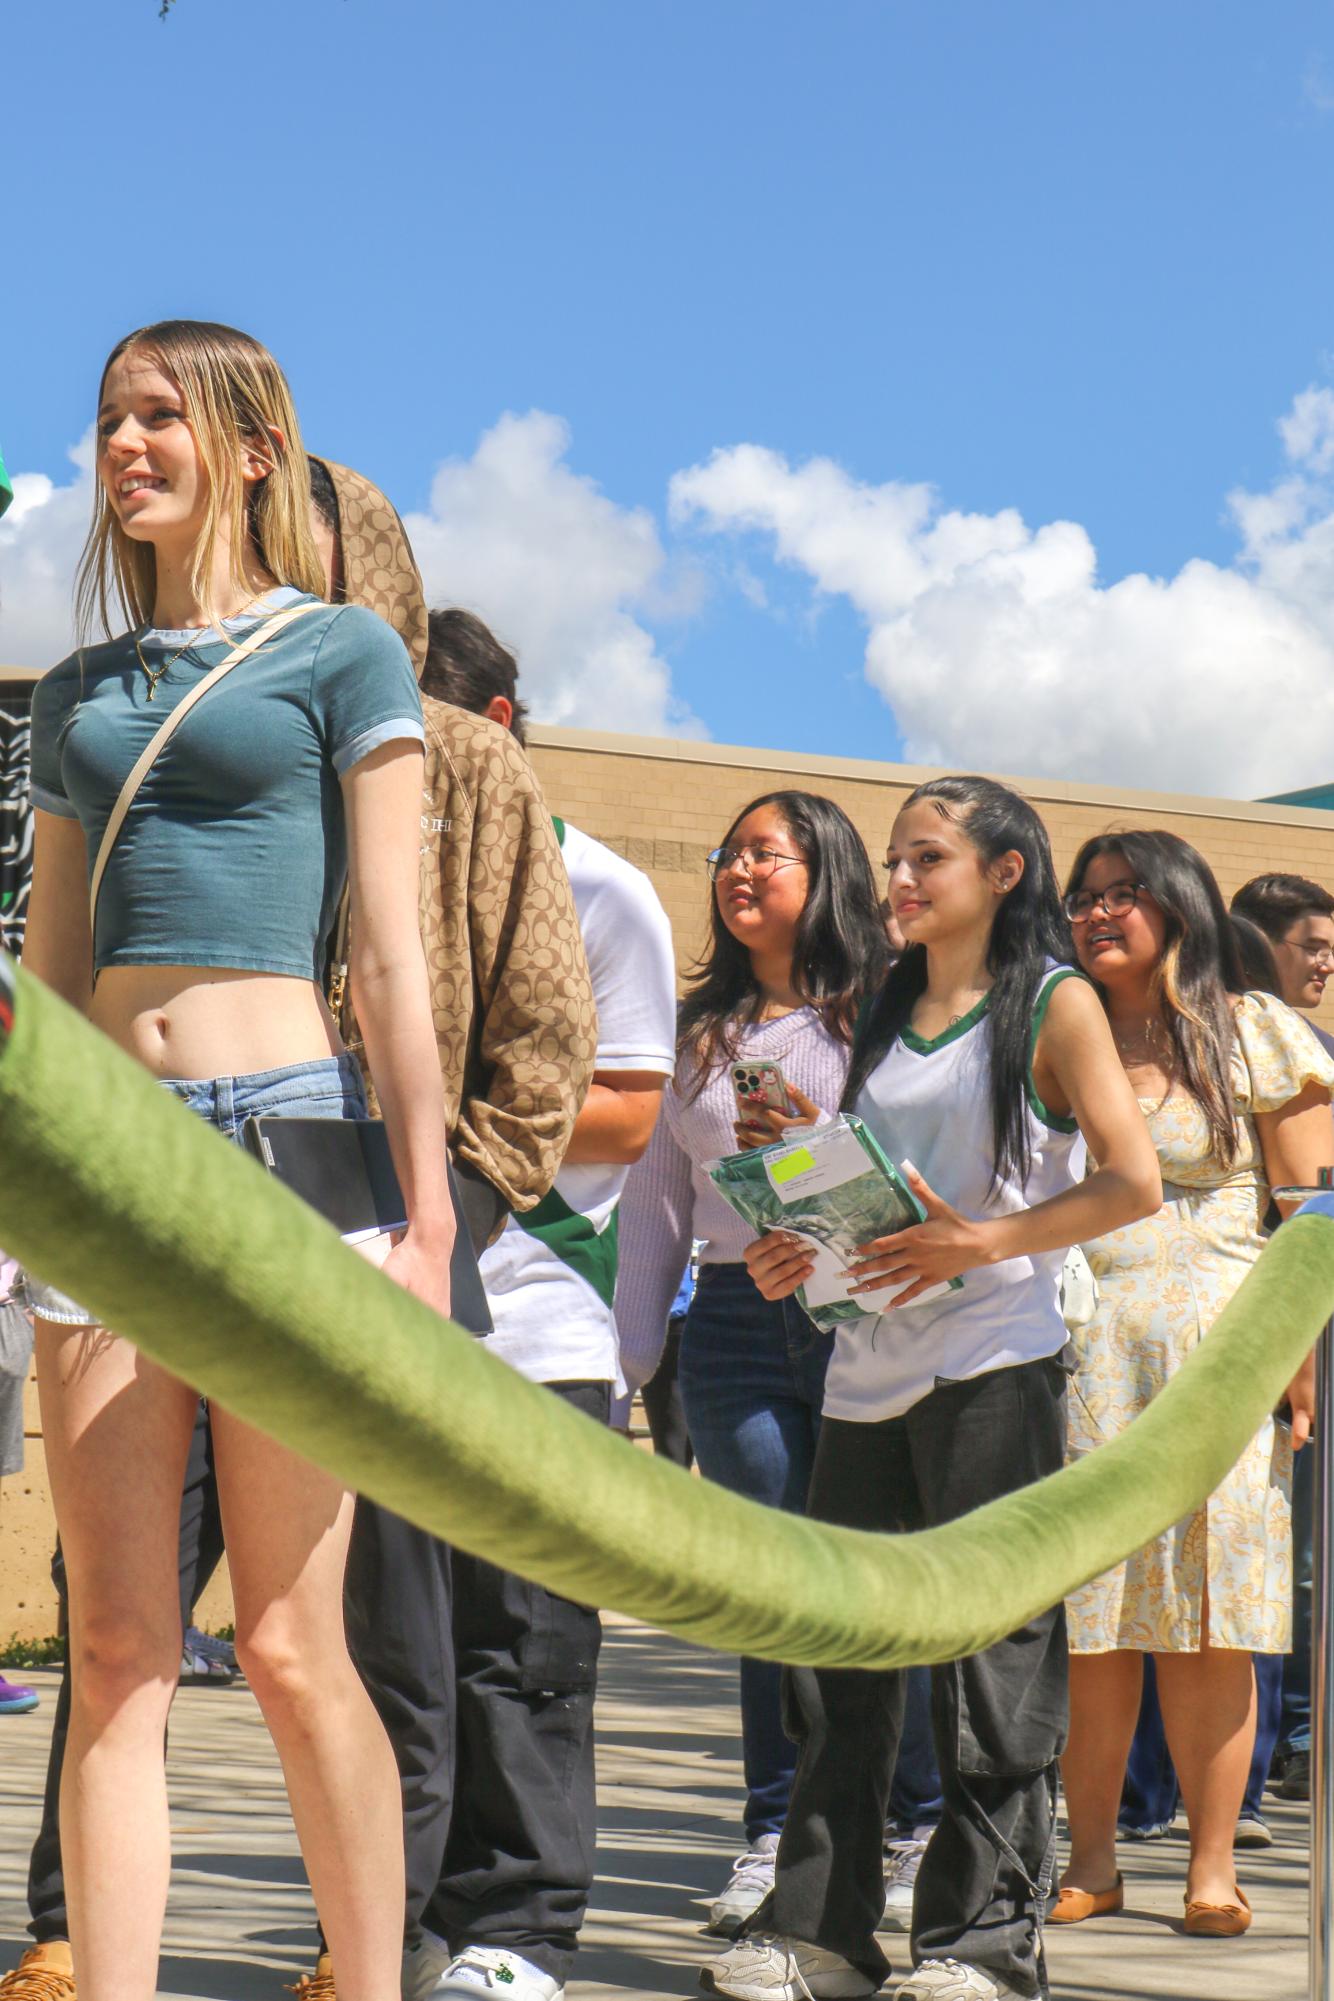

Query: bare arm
[[343, 742, 454, 1316], [21, 810, 94, 1013], [1256, 1080, 1334, 1448], [562, 1072, 667, 1165], [749, 977, 1162, 1306]]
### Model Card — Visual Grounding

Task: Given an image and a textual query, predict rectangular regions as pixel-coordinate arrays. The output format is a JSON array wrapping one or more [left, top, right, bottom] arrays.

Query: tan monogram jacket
[[408, 698, 596, 1214], [320, 459, 596, 1215]]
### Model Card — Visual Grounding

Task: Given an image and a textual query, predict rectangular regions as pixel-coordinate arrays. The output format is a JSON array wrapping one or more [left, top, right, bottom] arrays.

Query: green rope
[[1, 959, 1329, 1670]]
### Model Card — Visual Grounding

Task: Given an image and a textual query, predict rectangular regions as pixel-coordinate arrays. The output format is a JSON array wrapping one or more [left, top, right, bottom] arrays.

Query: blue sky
[[5, 0, 1334, 794]]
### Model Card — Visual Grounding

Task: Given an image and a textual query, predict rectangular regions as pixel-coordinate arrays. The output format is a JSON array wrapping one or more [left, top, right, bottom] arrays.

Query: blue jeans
[[889, 1668, 944, 1835], [24, 1054, 367, 1324], [678, 1262, 832, 1840], [1280, 1442, 1313, 1757], [160, 1051, 368, 1133]]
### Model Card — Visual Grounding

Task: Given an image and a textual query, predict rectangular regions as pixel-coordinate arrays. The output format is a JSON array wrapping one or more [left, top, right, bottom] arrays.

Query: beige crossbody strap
[[89, 602, 324, 935]]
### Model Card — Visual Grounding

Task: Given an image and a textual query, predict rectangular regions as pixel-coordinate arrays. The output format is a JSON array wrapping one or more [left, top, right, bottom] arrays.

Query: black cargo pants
[[755, 1355, 1070, 1999], [343, 1378, 609, 1986]]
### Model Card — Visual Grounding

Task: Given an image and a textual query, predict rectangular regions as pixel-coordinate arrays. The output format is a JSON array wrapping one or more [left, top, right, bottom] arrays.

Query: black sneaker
[[1276, 1749, 1311, 1801]]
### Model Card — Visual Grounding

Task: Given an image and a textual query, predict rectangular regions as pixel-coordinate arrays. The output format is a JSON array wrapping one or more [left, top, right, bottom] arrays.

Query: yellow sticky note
[[771, 1146, 816, 1185]]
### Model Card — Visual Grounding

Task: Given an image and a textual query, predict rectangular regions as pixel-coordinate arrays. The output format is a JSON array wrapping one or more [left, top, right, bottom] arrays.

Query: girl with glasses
[[616, 790, 889, 1936], [1055, 830, 1334, 1939], [701, 776, 1158, 2001]]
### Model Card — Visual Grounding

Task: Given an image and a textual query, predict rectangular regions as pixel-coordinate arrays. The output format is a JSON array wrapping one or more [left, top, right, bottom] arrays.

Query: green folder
[[707, 1114, 962, 1332]]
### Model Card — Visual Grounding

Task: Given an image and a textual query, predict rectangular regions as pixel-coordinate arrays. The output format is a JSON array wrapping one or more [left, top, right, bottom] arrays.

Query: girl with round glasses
[[1056, 830, 1334, 1940], [616, 790, 889, 1936]]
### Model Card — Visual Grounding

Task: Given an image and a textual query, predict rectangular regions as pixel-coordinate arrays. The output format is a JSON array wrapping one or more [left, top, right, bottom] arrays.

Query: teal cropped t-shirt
[[29, 591, 425, 979]]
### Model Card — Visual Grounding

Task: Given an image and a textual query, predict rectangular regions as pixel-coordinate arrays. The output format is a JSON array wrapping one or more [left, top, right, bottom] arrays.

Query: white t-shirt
[[479, 819, 677, 1386]]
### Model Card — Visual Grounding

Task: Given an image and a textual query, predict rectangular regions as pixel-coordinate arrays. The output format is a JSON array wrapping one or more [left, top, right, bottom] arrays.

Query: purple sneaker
[[0, 1674, 38, 1713]]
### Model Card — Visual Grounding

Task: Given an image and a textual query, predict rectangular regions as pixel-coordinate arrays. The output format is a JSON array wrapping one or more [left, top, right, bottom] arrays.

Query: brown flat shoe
[[1183, 1887, 1252, 1937], [1051, 1874, 1125, 1923], [0, 1944, 77, 2001]]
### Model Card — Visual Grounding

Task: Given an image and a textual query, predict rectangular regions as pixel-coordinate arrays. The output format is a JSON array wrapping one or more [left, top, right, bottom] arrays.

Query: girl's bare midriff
[[91, 964, 343, 1079]]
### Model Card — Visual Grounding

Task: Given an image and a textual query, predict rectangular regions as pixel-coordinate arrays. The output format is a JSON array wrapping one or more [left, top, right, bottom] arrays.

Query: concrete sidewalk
[[0, 1621, 1312, 2000]]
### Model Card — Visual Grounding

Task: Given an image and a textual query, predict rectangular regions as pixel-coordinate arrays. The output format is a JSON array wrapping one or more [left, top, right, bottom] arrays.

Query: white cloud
[[1303, 56, 1334, 114], [0, 436, 97, 670], [404, 411, 704, 737], [670, 389, 1334, 798], [0, 412, 705, 740], [1278, 386, 1334, 474]]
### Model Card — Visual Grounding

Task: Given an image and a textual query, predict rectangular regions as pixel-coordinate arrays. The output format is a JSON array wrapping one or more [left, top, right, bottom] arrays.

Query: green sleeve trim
[[552, 815, 566, 848], [520, 1184, 619, 1308], [1026, 967, 1083, 1133]]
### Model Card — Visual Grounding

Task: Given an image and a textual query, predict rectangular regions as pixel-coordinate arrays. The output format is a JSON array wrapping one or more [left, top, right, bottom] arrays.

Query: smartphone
[[731, 1059, 793, 1123]]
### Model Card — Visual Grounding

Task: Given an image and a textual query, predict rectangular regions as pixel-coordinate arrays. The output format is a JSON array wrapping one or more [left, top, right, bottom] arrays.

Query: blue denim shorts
[[25, 1053, 367, 1326]]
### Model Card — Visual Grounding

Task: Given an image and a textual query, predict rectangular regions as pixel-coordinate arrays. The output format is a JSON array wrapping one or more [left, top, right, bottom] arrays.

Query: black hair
[[307, 455, 340, 534], [1231, 872, 1334, 943], [422, 607, 530, 745], [1230, 914, 1283, 998], [677, 790, 887, 1092], [842, 775, 1073, 1189], [1066, 829, 1246, 1165]]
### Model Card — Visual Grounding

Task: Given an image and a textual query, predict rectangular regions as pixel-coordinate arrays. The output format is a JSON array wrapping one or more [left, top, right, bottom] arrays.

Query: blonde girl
[[22, 321, 452, 2001]]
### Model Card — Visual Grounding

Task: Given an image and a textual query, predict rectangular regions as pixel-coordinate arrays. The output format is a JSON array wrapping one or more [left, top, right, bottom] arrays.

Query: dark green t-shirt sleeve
[[28, 660, 81, 818], [311, 606, 424, 775]]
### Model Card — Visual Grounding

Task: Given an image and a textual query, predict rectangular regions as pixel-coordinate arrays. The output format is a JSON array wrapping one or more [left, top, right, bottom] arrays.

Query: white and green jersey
[[479, 819, 677, 1387], [824, 961, 1087, 1422]]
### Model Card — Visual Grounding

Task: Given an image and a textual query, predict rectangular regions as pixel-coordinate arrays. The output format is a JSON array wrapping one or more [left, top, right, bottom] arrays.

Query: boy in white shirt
[[405, 610, 678, 2001]]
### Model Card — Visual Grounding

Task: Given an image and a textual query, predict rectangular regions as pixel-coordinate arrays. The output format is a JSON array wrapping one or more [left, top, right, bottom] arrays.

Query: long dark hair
[[1066, 830, 1245, 1166], [843, 776, 1073, 1188], [677, 790, 887, 1092]]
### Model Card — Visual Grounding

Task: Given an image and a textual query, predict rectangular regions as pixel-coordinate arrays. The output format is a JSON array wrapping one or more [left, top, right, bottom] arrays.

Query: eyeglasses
[[1064, 881, 1147, 923], [706, 845, 807, 883]]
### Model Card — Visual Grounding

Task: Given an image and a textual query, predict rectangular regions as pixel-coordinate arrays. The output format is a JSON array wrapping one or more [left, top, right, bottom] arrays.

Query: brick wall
[[5, 728, 1334, 1640], [528, 728, 1334, 1040]]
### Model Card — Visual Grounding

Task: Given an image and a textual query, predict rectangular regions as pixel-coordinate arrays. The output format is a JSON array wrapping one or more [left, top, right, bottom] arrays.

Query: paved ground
[[0, 1621, 1313, 1999]]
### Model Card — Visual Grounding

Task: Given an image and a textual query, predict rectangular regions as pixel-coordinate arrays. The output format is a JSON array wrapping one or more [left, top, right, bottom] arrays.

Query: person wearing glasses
[[1229, 873, 1334, 1810], [1056, 834, 1334, 1940], [1231, 873, 1334, 1029], [615, 791, 889, 1936]]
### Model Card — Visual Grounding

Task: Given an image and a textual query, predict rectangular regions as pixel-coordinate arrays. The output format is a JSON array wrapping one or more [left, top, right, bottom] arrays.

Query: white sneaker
[[892, 1961, 1023, 2000], [402, 1933, 452, 2001], [878, 1828, 932, 1934], [427, 1947, 562, 2001], [700, 1932, 877, 2001], [707, 1834, 781, 1936], [184, 1623, 238, 1670]]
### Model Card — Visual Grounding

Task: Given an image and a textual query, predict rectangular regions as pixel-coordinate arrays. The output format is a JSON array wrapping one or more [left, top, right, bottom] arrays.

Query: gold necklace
[[133, 593, 269, 702], [1113, 1017, 1170, 1064], [134, 629, 198, 702]]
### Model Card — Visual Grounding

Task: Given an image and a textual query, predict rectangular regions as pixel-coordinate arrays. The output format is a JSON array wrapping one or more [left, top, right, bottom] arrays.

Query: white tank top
[[821, 962, 1086, 1423]]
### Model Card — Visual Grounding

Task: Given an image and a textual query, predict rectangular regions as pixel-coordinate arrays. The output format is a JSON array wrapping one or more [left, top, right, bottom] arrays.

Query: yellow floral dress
[[1066, 993, 1334, 1654]]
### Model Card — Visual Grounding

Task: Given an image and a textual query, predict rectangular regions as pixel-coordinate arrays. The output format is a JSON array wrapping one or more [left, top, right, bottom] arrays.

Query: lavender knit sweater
[[613, 1008, 851, 1394]]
